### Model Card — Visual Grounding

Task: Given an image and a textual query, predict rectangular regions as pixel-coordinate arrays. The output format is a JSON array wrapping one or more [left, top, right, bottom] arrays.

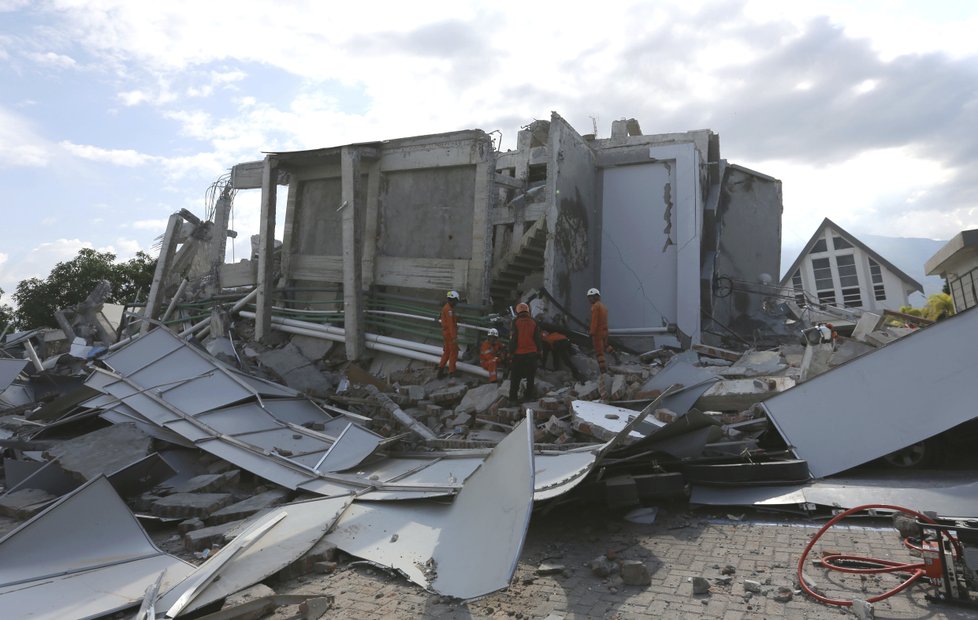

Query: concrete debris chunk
[[455, 382, 504, 415], [258, 342, 332, 396], [690, 576, 711, 595], [44, 422, 153, 481], [743, 579, 762, 593], [427, 383, 469, 405], [183, 518, 246, 551], [590, 555, 618, 578], [163, 470, 241, 495], [619, 560, 651, 586], [0, 488, 57, 518], [152, 492, 233, 519], [208, 489, 290, 525]]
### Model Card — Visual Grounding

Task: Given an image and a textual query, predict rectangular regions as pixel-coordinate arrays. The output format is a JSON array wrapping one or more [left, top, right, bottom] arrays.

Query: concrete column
[[205, 186, 234, 296], [142, 212, 182, 334], [255, 155, 278, 343], [341, 146, 364, 360]]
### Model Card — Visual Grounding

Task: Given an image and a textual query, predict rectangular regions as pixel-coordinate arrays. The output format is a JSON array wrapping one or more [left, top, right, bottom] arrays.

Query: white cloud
[[59, 141, 158, 166], [26, 51, 76, 68], [0, 106, 52, 166]]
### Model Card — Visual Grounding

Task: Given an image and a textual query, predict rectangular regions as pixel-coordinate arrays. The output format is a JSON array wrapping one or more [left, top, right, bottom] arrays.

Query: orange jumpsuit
[[479, 339, 507, 382], [438, 301, 459, 374], [589, 300, 609, 372]]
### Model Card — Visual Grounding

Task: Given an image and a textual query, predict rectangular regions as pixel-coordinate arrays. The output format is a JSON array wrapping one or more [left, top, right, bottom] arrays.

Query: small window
[[841, 287, 862, 307], [791, 271, 806, 305], [832, 236, 852, 250], [810, 238, 827, 253], [869, 258, 885, 301], [836, 255, 858, 288], [817, 290, 837, 305]]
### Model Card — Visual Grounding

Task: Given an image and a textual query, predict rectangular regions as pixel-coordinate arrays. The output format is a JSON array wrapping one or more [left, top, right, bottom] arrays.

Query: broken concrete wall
[[545, 113, 600, 324], [273, 130, 494, 309], [593, 131, 709, 342], [705, 164, 784, 346]]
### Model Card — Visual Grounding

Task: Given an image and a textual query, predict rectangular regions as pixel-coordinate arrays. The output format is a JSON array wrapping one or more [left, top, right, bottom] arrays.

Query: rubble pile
[[1, 290, 976, 618]]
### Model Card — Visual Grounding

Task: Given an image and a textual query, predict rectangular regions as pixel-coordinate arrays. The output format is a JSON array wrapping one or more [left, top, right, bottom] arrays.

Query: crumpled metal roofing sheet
[[762, 307, 978, 478], [324, 417, 535, 599], [157, 494, 353, 616], [84, 329, 384, 491], [0, 476, 195, 620]]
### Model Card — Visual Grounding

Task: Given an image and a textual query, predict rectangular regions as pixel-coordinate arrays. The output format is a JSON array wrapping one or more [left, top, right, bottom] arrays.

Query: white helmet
[[446, 290, 460, 300], [487, 328, 499, 337], [587, 288, 600, 297]]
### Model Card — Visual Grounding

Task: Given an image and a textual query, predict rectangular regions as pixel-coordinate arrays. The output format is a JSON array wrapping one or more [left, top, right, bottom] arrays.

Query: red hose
[[796, 503, 939, 607]]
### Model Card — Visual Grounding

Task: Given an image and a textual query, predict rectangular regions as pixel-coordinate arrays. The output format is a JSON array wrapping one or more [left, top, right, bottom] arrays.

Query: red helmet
[[516, 303, 530, 314]]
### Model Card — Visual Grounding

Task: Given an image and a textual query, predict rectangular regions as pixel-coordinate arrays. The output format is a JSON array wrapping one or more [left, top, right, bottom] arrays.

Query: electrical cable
[[796, 504, 958, 607]]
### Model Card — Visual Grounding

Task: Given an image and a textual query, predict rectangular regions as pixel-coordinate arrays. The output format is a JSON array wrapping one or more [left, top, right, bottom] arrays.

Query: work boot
[[437, 367, 446, 379]]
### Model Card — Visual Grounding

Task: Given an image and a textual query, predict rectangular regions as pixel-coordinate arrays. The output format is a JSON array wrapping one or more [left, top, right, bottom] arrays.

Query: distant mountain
[[781, 234, 947, 304]]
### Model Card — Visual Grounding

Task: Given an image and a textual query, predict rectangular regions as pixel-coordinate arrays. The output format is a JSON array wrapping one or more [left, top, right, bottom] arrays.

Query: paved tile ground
[[266, 505, 978, 619]]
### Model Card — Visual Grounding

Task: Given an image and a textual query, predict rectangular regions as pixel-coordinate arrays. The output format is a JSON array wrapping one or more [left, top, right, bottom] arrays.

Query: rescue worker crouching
[[479, 328, 509, 383], [508, 303, 542, 403], [540, 326, 582, 382], [436, 290, 460, 379]]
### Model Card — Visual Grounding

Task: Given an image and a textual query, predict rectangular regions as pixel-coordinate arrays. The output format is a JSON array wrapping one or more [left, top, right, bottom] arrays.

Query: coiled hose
[[797, 503, 955, 607]]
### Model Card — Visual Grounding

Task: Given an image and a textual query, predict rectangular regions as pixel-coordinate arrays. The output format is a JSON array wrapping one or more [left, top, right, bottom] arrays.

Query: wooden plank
[[374, 257, 468, 290], [290, 255, 343, 282]]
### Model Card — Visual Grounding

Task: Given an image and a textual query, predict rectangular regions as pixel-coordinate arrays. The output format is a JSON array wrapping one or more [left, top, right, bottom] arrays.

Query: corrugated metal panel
[[0, 476, 195, 619], [762, 307, 978, 477], [325, 417, 535, 599], [157, 495, 352, 616]]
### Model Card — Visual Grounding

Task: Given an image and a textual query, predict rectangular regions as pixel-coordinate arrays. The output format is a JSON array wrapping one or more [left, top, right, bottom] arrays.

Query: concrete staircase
[[490, 217, 547, 304]]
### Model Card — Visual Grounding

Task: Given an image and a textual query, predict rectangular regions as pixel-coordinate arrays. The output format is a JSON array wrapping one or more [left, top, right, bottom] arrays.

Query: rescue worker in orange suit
[[436, 290, 460, 379], [508, 303, 542, 403], [479, 328, 508, 383], [587, 287, 609, 373], [540, 328, 582, 381]]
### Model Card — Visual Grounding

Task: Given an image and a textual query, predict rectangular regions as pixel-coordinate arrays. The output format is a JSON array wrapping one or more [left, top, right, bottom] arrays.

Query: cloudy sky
[[2, 0, 977, 304]]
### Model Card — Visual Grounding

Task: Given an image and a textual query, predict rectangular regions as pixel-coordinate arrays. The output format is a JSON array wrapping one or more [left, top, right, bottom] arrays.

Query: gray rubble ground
[[251, 507, 974, 620]]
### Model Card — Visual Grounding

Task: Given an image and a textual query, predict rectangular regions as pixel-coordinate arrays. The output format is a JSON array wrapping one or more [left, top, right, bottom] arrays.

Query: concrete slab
[[44, 422, 153, 481], [208, 489, 290, 525], [718, 350, 786, 377], [695, 377, 795, 412], [153, 492, 234, 519], [455, 382, 505, 415], [184, 518, 247, 551], [163, 471, 241, 495], [0, 488, 57, 518], [259, 343, 331, 396]]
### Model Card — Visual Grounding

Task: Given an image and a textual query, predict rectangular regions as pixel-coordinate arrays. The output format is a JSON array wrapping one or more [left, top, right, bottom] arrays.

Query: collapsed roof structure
[[5, 114, 978, 617], [143, 112, 785, 356]]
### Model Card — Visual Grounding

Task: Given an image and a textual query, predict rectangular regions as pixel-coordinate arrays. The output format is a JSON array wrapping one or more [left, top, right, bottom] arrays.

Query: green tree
[[12, 248, 156, 330], [925, 292, 954, 321], [0, 288, 14, 332]]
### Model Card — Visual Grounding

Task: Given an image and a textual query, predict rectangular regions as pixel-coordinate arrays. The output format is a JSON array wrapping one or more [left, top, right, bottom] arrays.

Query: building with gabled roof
[[780, 218, 922, 313]]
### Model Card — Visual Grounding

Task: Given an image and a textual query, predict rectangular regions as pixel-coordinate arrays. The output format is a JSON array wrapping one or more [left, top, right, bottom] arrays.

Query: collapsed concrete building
[[145, 113, 784, 362]]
